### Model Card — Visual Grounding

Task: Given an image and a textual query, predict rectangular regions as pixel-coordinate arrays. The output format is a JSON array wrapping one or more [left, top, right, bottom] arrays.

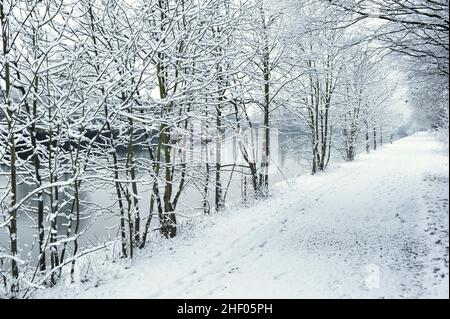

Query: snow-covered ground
[[40, 132, 449, 299]]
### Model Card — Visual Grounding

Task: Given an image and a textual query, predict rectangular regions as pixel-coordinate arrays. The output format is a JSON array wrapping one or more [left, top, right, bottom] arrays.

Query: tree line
[[1, 0, 447, 297]]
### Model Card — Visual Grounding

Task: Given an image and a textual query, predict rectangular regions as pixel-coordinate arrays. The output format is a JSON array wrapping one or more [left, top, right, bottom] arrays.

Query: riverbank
[[37, 132, 449, 299]]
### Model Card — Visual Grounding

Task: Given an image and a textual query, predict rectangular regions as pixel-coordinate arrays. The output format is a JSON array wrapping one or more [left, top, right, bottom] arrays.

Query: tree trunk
[[215, 104, 224, 211], [1, 2, 19, 294], [373, 126, 377, 151]]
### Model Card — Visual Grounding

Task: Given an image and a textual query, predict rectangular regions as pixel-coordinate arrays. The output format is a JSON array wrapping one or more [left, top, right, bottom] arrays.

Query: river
[[0, 128, 312, 264]]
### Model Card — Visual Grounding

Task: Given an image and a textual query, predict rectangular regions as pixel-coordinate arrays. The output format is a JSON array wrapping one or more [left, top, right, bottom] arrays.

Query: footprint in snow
[[273, 272, 286, 280], [259, 241, 268, 248]]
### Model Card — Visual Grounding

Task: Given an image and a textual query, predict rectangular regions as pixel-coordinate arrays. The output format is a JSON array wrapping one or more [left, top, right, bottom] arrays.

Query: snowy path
[[45, 132, 449, 299]]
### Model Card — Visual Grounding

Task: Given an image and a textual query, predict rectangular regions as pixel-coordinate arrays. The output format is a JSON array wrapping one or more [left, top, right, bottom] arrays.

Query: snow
[[39, 132, 449, 299]]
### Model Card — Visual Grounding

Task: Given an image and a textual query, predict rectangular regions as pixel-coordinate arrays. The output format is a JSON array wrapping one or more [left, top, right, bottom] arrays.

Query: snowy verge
[[37, 132, 449, 299]]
